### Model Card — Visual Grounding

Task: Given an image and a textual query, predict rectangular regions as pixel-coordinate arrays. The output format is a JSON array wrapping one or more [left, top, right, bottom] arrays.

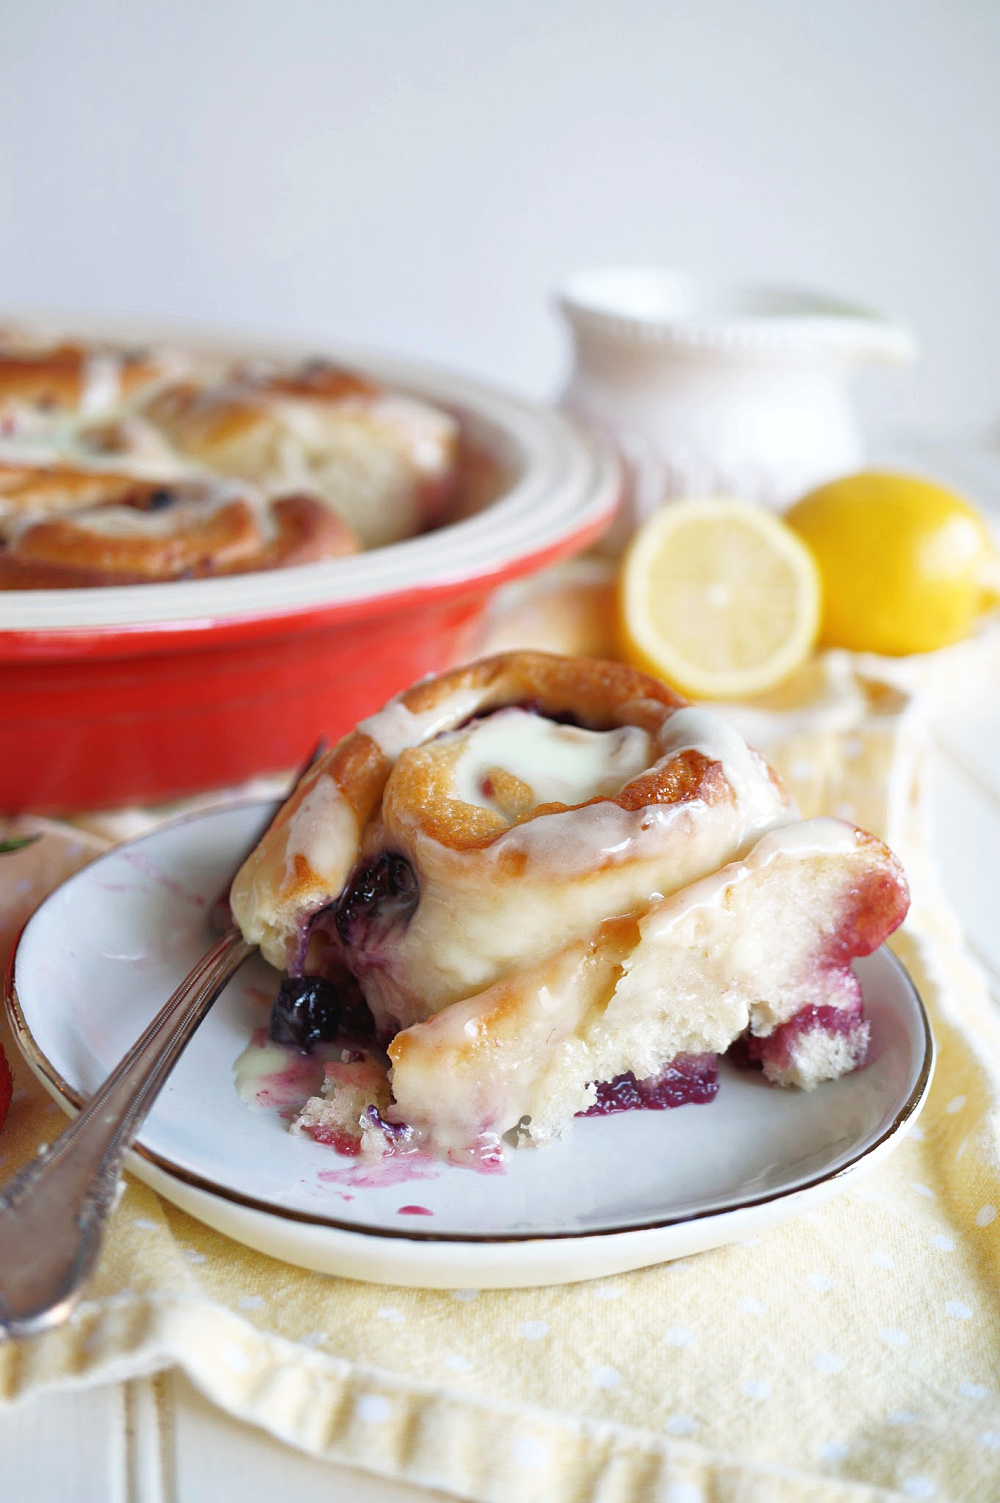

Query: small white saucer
[[6, 802, 933, 1288]]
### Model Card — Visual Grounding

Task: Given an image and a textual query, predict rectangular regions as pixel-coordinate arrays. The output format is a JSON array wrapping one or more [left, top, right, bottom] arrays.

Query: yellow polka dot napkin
[[2, 647, 1000, 1502]]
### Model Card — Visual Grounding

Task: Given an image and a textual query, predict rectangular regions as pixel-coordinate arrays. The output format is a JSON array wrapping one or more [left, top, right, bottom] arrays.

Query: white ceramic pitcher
[[558, 266, 916, 551]]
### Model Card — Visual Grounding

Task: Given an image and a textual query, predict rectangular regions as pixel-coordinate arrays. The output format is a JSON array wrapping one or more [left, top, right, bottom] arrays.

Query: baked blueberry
[[335, 852, 418, 950], [268, 975, 346, 1052]]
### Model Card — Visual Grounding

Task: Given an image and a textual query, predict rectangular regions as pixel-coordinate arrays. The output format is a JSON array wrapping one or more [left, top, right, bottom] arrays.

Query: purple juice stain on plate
[[242, 984, 274, 1008], [234, 1027, 324, 1113], [120, 848, 207, 907], [317, 1153, 440, 1190], [397, 1204, 433, 1216]]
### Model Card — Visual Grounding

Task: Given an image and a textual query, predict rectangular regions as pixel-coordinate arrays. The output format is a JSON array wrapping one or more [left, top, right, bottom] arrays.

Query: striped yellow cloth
[[1, 645, 999, 1502]]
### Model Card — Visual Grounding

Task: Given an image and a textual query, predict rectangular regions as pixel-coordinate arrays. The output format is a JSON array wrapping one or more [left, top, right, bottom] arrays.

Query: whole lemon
[[785, 470, 995, 656]]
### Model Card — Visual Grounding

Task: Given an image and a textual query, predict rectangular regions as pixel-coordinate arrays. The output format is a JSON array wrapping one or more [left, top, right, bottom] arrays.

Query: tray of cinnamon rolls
[[0, 331, 465, 586], [0, 322, 619, 812]]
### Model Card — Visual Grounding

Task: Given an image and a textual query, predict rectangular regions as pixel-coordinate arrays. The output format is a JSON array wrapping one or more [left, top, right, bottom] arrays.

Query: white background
[[1, 0, 998, 438]]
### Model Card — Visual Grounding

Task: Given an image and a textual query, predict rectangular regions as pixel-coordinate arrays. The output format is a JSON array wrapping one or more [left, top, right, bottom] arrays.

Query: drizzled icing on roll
[[450, 709, 652, 814], [230, 652, 793, 1027], [357, 689, 486, 760], [654, 705, 792, 844], [230, 651, 910, 1164]]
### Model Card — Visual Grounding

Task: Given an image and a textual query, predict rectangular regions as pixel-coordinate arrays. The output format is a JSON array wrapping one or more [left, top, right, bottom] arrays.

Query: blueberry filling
[[146, 487, 175, 510], [730, 1000, 867, 1075], [268, 973, 375, 1052], [365, 1104, 412, 1141], [335, 851, 419, 951], [451, 700, 589, 736], [580, 1054, 719, 1115], [514, 698, 587, 729]]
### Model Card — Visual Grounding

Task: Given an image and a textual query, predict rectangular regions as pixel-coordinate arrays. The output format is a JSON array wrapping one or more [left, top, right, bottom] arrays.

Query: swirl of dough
[[0, 340, 171, 438], [231, 651, 792, 1008], [0, 466, 358, 587]]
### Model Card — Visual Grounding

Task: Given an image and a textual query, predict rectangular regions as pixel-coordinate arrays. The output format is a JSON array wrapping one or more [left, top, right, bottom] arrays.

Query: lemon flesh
[[618, 498, 821, 699], [786, 470, 994, 656]]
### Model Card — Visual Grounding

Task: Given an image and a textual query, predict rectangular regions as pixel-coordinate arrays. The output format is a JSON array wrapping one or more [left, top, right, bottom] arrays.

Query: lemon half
[[618, 498, 821, 698]]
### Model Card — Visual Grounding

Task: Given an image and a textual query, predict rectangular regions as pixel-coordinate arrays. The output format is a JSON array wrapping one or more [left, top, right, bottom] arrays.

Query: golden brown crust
[[0, 343, 163, 411], [142, 381, 268, 456], [396, 651, 684, 729], [0, 338, 462, 587], [140, 358, 460, 551], [318, 651, 689, 852], [0, 487, 358, 588], [325, 732, 396, 839], [143, 363, 381, 461], [234, 651, 693, 958], [0, 460, 165, 516], [230, 734, 396, 959], [231, 652, 794, 977], [250, 494, 358, 572], [373, 653, 729, 852]]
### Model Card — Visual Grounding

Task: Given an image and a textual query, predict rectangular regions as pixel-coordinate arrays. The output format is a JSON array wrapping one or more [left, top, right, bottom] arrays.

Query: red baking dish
[[0, 330, 619, 813]]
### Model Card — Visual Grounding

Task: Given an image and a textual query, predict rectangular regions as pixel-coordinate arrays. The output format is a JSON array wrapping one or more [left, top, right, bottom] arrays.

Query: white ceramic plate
[[7, 802, 934, 1288]]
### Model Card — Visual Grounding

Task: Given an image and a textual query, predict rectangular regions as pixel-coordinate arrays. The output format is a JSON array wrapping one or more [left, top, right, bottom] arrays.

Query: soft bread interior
[[386, 818, 907, 1155]]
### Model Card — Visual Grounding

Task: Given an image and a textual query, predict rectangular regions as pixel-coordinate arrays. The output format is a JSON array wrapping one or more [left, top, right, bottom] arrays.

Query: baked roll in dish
[[0, 464, 358, 587], [143, 357, 459, 548], [231, 652, 910, 1166], [0, 339, 172, 439]]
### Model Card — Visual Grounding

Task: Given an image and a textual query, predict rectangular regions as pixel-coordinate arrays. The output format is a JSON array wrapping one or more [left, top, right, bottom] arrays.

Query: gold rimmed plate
[[6, 801, 934, 1288]]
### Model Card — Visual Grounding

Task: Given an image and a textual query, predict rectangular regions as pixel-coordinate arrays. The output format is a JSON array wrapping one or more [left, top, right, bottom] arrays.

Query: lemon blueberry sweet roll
[[230, 652, 910, 1165]]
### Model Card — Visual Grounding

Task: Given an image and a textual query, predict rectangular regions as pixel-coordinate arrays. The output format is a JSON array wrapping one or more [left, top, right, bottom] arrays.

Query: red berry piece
[[0, 1043, 12, 1133]]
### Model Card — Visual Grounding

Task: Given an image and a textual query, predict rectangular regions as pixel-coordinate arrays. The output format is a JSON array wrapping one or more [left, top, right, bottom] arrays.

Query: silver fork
[[0, 746, 323, 1341]]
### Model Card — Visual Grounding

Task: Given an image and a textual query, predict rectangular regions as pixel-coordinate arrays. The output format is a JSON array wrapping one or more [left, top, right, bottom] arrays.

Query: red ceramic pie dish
[[0, 337, 619, 813]]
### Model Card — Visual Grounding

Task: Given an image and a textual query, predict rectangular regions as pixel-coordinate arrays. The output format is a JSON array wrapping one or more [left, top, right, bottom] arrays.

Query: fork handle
[[0, 928, 254, 1340]]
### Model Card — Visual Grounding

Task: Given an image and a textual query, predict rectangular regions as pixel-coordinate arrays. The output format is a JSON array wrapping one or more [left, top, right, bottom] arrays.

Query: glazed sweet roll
[[143, 357, 459, 548], [0, 464, 358, 587], [0, 338, 175, 440], [229, 652, 910, 1163]]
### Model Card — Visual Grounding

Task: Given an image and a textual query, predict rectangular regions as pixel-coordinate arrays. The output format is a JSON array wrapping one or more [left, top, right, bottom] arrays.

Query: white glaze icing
[[489, 793, 737, 877], [366, 394, 457, 472], [357, 688, 486, 761], [470, 705, 791, 880], [283, 772, 357, 886], [451, 708, 652, 814], [388, 811, 893, 1149], [272, 389, 453, 468], [636, 816, 860, 943], [79, 351, 122, 417], [654, 705, 791, 836], [233, 1033, 326, 1109], [62, 499, 214, 538], [41, 478, 274, 543]]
